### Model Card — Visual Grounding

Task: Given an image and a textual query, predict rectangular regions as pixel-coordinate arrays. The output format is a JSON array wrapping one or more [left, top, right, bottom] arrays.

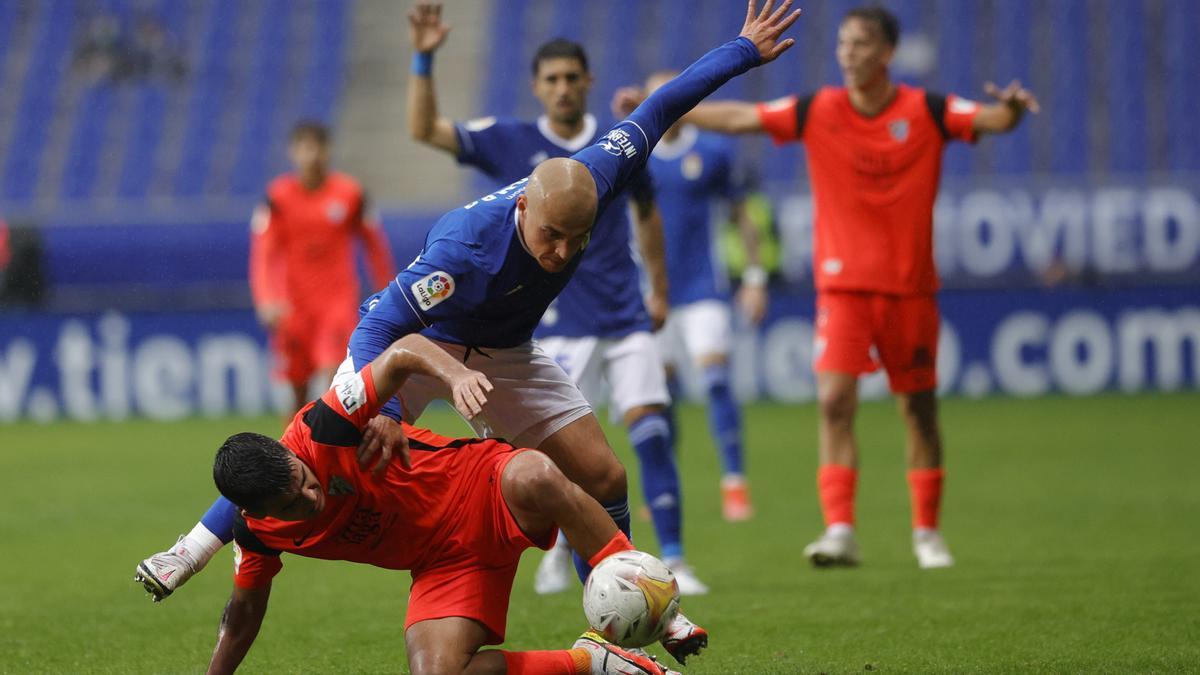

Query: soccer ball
[[582, 550, 680, 648]]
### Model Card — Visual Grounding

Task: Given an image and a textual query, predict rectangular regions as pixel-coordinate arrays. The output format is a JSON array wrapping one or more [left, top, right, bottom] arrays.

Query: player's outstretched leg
[[501, 449, 709, 666], [700, 360, 754, 522], [626, 406, 708, 596], [134, 496, 235, 600]]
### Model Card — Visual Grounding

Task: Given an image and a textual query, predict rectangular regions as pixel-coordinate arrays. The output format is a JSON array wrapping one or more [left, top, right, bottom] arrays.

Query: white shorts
[[332, 340, 591, 448], [537, 331, 670, 418], [657, 299, 733, 367]]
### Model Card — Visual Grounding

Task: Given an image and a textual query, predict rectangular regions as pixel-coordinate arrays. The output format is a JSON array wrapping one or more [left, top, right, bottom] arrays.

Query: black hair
[[213, 432, 294, 512], [531, 38, 589, 76], [289, 120, 330, 145], [844, 5, 900, 46]]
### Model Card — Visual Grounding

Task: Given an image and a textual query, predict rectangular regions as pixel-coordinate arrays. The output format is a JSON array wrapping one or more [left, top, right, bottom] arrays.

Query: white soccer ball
[[582, 550, 680, 648]]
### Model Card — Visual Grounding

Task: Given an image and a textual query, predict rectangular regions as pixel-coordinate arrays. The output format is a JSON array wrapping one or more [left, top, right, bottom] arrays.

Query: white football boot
[[534, 538, 576, 595], [913, 529, 955, 569], [660, 611, 708, 665], [663, 558, 710, 596], [134, 535, 206, 601], [573, 631, 679, 675], [802, 524, 861, 567]]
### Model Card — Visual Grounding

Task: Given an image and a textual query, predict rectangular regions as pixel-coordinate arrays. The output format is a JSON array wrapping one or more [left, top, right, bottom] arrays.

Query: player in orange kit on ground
[[654, 5, 1039, 568], [203, 333, 682, 675], [249, 122, 395, 417]]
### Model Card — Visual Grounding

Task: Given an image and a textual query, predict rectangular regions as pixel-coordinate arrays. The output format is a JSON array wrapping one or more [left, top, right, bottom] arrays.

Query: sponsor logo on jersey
[[325, 200, 347, 224], [599, 128, 638, 158], [337, 373, 368, 415], [411, 271, 455, 311], [888, 118, 909, 142], [949, 97, 980, 114], [464, 116, 497, 132], [682, 152, 703, 180]]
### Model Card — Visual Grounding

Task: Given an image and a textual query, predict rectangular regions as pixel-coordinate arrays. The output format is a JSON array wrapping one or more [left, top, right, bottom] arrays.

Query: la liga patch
[[411, 271, 455, 311]]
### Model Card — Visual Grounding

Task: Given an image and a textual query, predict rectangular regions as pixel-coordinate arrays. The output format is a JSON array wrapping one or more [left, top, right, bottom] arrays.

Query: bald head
[[527, 158, 598, 227], [518, 158, 599, 273]]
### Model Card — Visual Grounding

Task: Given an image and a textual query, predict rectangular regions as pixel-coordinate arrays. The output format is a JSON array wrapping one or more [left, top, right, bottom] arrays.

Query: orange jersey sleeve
[[248, 200, 287, 307], [927, 92, 980, 143], [321, 362, 383, 432], [756, 95, 812, 145], [353, 196, 396, 290]]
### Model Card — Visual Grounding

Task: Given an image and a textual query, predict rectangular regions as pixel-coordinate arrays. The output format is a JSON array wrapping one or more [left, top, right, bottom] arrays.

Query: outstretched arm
[[972, 79, 1040, 135], [206, 584, 271, 675], [686, 100, 765, 134], [372, 334, 493, 420], [406, 2, 459, 154], [578, 0, 801, 204]]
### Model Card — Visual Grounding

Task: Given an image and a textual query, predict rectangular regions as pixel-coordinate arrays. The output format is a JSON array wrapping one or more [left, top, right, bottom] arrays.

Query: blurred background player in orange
[[669, 5, 1039, 568], [249, 121, 396, 417]]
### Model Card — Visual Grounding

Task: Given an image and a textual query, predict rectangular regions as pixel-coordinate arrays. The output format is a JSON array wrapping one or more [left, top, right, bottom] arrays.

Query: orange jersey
[[248, 171, 394, 316], [757, 85, 979, 295], [232, 363, 522, 589]]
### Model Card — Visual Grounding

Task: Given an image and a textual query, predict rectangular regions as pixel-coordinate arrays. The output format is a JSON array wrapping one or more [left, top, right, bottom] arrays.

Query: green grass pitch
[[3, 393, 1198, 673]]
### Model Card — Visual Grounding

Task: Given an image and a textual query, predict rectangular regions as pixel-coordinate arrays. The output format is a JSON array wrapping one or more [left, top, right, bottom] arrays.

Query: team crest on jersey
[[888, 119, 909, 142], [326, 200, 347, 224], [598, 128, 637, 158], [411, 271, 455, 311], [336, 373, 368, 415], [682, 152, 703, 180]]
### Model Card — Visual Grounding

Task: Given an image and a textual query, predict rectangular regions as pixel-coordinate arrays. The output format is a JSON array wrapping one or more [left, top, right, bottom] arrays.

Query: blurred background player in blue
[[636, 70, 769, 523], [405, 2, 707, 595]]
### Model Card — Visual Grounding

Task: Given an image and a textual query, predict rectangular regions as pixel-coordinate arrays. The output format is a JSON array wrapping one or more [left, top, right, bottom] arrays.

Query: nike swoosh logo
[[504, 284, 524, 296]]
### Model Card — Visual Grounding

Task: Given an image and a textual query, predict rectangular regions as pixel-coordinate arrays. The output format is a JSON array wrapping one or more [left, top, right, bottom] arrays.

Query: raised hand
[[739, 0, 802, 63], [984, 79, 1040, 115], [408, 2, 451, 54], [610, 86, 645, 120]]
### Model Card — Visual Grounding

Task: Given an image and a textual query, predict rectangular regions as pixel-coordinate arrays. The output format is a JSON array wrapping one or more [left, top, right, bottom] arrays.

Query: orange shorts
[[405, 445, 556, 645], [814, 291, 939, 393], [271, 307, 358, 385]]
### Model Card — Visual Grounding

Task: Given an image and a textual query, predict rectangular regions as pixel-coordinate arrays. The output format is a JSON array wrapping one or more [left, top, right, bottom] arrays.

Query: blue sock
[[200, 496, 238, 544], [665, 371, 683, 451], [629, 412, 683, 561], [573, 497, 632, 582], [703, 363, 745, 476]]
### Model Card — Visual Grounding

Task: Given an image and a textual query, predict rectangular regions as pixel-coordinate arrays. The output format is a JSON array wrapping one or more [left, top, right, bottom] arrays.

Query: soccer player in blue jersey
[[637, 70, 769, 523], [137, 2, 799, 664], [404, 3, 704, 595]]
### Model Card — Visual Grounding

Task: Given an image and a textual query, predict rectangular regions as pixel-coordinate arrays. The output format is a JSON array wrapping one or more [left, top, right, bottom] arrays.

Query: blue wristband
[[411, 51, 433, 77]]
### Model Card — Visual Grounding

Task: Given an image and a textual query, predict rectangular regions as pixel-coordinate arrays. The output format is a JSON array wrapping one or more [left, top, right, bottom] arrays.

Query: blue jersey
[[454, 114, 654, 339], [350, 37, 763, 421], [648, 126, 742, 305]]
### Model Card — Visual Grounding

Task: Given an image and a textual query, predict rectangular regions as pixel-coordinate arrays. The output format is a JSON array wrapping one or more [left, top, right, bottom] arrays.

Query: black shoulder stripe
[[304, 399, 363, 447], [924, 91, 950, 139], [234, 512, 281, 556], [795, 94, 814, 138], [407, 436, 502, 452]]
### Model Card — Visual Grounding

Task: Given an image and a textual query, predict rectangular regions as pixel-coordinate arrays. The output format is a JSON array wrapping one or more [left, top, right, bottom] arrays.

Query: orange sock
[[502, 649, 590, 674], [907, 467, 944, 529], [817, 464, 857, 527], [587, 530, 635, 568]]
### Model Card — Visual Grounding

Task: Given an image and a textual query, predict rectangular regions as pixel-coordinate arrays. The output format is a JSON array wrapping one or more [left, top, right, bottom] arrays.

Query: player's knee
[[407, 648, 466, 675], [588, 459, 627, 504], [818, 387, 856, 426]]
